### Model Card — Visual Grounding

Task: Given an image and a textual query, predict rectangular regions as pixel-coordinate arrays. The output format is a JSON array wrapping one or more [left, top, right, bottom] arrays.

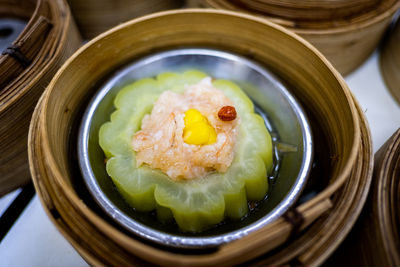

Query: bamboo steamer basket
[[324, 129, 400, 267], [29, 9, 373, 266], [0, 0, 81, 196], [203, 0, 400, 76], [380, 17, 400, 105], [67, 0, 184, 39], [365, 129, 400, 266]]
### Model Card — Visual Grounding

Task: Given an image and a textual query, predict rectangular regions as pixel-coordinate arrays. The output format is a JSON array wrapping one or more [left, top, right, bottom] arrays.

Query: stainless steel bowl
[[78, 48, 313, 249]]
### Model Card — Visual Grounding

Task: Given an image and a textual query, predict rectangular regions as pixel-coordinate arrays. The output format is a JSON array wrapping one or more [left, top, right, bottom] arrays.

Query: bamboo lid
[[29, 9, 373, 266], [0, 0, 81, 196]]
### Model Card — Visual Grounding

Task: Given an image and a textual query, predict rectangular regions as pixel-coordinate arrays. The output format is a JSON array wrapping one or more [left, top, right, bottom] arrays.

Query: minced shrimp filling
[[132, 77, 239, 180]]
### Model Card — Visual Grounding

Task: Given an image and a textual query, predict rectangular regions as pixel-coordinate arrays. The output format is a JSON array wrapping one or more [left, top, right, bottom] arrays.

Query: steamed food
[[132, 77, 238, 179], [99, 70, 273, 232]]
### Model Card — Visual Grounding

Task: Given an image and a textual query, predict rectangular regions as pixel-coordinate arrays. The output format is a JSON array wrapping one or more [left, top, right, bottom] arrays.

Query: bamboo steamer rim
[[39, 4, 361, 247], [231, 0, 381, 22], [0, 0, 73, 110], [28, 95, 106, 267], [35, 8, 361, 265], [295, 0, 400, 35], [0, 0, 51, 107], [375, 129, 400, 264], [203, 0, 400, 76], [305, 95, 373, 265], [39, 7, 360, 223], [206, 0, 400, 34], [0, 0, 81, 196], [332, 129, 400, 267]]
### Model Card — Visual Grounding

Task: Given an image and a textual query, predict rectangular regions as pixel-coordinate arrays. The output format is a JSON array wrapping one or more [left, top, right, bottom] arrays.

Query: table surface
[[1, 50, 400, 267]]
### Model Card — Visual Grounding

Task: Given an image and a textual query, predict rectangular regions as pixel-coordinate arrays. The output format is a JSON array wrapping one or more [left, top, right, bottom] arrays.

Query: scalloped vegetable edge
[[99, 70, 273, 232]]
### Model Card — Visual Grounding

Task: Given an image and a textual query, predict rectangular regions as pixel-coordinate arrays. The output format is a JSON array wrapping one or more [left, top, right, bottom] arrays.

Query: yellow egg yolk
[[183, 109, 217, 145]]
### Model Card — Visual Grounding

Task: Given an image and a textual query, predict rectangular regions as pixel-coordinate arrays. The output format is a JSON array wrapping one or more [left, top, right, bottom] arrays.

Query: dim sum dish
[[78, 49, 313, 248], [29, 10, 373, 265]]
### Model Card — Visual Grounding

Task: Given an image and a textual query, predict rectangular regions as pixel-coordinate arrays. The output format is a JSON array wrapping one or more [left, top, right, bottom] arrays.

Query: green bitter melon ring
[[99, 70, 273, 232]]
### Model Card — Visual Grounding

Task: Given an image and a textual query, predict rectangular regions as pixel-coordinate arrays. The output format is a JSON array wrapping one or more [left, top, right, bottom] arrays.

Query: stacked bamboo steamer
[[326, 129, 400, 266], [67, 0, 184, 39], [199, 0, 400, 75], [0, 0, 81, 196], [29, 10, 373, 266], [380, 17, 400, 105]]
